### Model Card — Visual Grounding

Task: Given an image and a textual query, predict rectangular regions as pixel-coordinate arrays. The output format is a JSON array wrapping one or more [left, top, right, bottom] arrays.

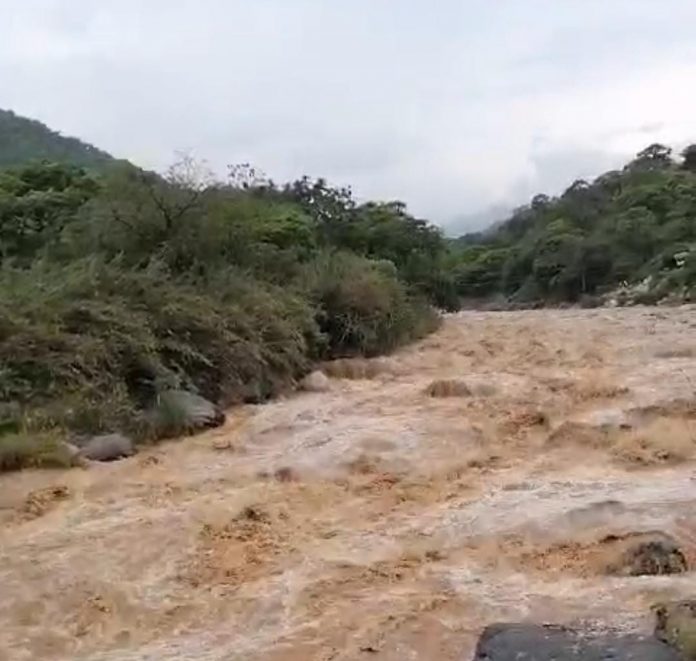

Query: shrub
[[579, 294, 603, 309], [633, 289, 663, 306], [301, 251, 439, 357], [0, 430, 74, 472], [0, 258, 318, 439]]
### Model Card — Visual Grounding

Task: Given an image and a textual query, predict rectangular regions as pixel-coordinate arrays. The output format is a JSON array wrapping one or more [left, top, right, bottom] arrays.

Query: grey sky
[[2, 1, 696, 231]]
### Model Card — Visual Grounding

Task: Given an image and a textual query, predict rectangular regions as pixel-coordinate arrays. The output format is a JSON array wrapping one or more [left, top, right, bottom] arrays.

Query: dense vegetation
[[3, 106, 696, 471], [0, 156, 451, 467], [0, 109, 114, 170], [450, 144, 696, 305]]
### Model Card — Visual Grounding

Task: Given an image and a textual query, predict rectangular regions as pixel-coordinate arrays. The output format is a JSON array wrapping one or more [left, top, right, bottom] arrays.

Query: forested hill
[[451, 144, 696, 304], [0, 109, 115, 169]]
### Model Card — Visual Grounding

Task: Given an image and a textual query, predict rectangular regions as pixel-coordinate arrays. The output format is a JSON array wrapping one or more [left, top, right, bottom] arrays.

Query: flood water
[[2, 307, 696, 660]]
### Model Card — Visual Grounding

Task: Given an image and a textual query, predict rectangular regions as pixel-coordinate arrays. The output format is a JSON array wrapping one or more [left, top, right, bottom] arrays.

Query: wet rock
[[154, 389, 225, 432], [299, 371, 331, 392], [60, 441, 90, 468], [654, 600, 696, 659], [79, 433, 135, 462], [472, 623, 680, 660], [60, 440, 82, 461], [424, 379, 471, 398], [605, 532, 687, 576]]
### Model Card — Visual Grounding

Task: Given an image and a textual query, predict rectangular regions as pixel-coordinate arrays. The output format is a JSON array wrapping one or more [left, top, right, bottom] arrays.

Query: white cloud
[[2, 0, 696, 229]]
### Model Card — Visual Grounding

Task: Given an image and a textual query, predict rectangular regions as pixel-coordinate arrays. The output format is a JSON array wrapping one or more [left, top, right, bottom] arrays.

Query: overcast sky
[[2, 1, 696, 232]]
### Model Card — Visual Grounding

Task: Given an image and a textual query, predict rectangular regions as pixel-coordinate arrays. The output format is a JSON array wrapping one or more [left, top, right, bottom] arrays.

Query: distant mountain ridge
[[0, 109, 115, 169]]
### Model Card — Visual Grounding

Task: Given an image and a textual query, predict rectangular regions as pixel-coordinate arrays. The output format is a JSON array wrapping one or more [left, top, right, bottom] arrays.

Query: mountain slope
[[451, 144, 696, 303], [0, 109, 115, 169]]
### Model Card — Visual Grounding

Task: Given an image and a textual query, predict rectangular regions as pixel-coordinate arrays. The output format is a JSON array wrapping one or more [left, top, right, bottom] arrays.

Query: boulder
[[79, 433, 135, 462], [654, 600, 696, 659], [605, 533, 687, 576], [299, 371, 331, 392], [154, 389, 225, 432], [59, 441, 89, 467], [472, 624, 680, 660], [60, 441, 82, 460], [424, 379, 471, 398]]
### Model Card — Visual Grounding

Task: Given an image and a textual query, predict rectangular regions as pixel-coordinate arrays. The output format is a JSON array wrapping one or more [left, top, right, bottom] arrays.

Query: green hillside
[[0, 109, 114, 169], [450, 144, 696, 304]]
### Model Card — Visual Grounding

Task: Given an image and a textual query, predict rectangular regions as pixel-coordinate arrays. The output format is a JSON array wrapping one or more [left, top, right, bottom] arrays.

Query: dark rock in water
[[79, 433, 135, 462], [472, 624, 680, 660], [605, 533, 687, 576], [654, 600, 696, 659], [154, 389, 225, 433]]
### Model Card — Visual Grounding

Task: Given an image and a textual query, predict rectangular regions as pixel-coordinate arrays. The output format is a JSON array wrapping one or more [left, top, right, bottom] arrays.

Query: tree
[[531, 194, 551, 211], [283, 177, 354, 245], [456, 248, 510, 296], [0, 162, 98, 264], [638, 143, 672, 162], [629, 143, 673, 171], [532, 225, 585, 298], [681, 145, 696, 172], [611, 207, 659, 262]]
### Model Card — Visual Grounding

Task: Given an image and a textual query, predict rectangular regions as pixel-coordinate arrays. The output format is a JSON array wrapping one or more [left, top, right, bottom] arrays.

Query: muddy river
[[2, 307, 696, 660]]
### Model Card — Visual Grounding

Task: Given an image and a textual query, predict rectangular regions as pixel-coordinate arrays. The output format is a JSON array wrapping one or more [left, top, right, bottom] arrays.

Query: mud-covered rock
[[59, 441, 89, 467], [605, 533, 687, 576], [654, 600, 696, 659], [60, 440, 82, 461], [653, 599, 696, 661], [79, 433, 135, 462], [424, 378, 471, 398], [299, 371, 331, 392], [472, 623, 680, 660]]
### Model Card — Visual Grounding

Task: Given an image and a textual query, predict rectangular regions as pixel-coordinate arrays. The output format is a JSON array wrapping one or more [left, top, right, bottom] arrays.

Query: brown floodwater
[[2, 306, 696, 660]]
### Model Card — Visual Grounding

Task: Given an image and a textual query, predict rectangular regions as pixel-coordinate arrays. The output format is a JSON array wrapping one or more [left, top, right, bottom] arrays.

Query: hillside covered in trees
[[451, 144, 696, 305], [0, 109, 115, 170]]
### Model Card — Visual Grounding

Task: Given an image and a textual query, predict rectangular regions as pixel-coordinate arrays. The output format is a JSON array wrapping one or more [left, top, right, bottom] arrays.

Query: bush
[[301, 252, 439, 357], [0, 258, 318, 439], [0, 430, 74, 472], [632, 289, 664, 306], [579, 294, 604, 309]]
